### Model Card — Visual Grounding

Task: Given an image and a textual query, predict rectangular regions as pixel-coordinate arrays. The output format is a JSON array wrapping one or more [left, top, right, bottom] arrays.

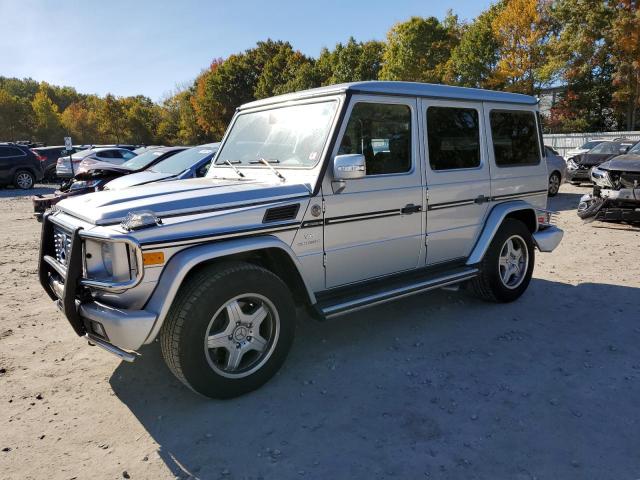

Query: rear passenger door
[[421, 99, 491, 265]]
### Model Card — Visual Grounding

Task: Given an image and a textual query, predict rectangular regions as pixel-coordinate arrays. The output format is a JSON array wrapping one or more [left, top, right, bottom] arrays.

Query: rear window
[[490, 110, 540, 167]]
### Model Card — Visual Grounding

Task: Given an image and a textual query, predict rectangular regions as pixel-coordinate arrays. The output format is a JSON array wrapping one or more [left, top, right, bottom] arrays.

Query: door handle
[[401, 204, 422, 214], [474, 195, 490, 204]]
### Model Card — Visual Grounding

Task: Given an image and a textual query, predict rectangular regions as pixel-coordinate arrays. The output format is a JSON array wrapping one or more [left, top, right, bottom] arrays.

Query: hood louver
[[263, 204, 300, 223]]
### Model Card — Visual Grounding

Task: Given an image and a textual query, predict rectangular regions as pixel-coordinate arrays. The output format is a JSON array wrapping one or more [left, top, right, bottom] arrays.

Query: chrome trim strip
[[85, 334, 137, 362], [322, 268, 479, 318], [325, 209, 401, 225]]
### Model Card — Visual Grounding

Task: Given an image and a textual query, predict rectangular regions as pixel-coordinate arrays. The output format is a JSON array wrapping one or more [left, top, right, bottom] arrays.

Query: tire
[[160, 261, 296, 399], [43, 166, 58, 183], [548, 172, 561, 196], [13, 170, 35, 189], [471, 218, 535, 303]]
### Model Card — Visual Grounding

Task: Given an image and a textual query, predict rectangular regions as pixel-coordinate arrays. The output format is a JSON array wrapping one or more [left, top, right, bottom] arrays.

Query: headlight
[[567, 158, 579, 170], [70, 179, 100, 190], [590, 167, 613, 187], [84, 239, 136, 282]]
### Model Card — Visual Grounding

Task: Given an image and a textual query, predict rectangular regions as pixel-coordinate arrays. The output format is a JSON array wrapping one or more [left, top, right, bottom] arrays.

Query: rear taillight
[[31, 149, 46, 162]]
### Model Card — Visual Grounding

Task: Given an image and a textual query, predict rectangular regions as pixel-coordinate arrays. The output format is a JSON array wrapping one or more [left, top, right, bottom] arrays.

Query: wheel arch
[[142, 235, 315, 344], [466, 201, 537, 266]]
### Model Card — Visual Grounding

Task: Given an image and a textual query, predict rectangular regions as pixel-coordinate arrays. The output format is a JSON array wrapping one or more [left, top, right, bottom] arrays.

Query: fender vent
[[263, 204, 300, 223]]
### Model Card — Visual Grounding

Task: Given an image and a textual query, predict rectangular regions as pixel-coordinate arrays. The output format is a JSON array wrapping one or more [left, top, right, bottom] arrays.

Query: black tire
[[471, 218, 535, 303], [13, 170, 35, 189], [160, 261, 296, 399], [548, 172, 561, 196]]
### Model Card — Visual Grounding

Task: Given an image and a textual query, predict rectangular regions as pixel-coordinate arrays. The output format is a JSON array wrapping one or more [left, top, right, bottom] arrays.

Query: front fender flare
[[142, 235, 314, 344], [466, 200, 537, 265]]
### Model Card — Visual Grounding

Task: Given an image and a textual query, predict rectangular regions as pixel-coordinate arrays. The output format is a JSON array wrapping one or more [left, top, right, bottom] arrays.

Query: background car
[[104, 143, 219, 190], [565, 139, 636, 185], [56, 147, 137, 179], [563, 139, 608, 160], [32, 145, 86, 181], [0, 143, 44, 189], [545, 145, 567, 196]]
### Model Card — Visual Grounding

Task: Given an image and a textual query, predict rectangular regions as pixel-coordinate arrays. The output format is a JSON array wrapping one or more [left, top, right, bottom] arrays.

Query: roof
[[239, 81, 538, 110]]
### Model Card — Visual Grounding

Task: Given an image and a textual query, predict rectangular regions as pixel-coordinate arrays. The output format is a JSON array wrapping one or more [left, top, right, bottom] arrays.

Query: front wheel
[[160, 262, 296, 399], [471, 218, 535, 303]]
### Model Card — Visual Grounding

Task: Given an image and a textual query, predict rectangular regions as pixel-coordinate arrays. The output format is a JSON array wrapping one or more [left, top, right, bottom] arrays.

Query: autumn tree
[[60, 102, 99, 143], [31, 87, 63, 144], [97, 94, 126, 143], [491, 0, 551, 94], [609, 0, 640, 130], [0, 88, 32, 140]]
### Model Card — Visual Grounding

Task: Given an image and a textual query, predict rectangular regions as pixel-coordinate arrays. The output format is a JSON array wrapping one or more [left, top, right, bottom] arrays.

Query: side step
[[316, 266, 478, 319]]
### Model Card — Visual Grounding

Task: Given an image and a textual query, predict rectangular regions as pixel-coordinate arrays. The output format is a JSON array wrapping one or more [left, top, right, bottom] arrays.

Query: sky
[[0, 0, 492, 102]]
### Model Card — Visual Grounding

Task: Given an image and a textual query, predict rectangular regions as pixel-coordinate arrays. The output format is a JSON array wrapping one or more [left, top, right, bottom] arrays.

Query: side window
[[110, 150, 124, 159], [196, 159, 213, 177], [122, 151, 136, 160], [426, 106, 480, 170], [97, 151, 114, 159], [490, 110, 541, 166], [0, 147, 12, 158], [338, 103, 411, 175]]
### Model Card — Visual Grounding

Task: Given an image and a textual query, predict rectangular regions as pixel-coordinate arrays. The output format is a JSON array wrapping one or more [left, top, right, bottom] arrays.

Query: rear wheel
[[160, 262, 296, 399], [548, 172, 561, 196], [471, 218, 535, 303], [13, 170, 34, 189]]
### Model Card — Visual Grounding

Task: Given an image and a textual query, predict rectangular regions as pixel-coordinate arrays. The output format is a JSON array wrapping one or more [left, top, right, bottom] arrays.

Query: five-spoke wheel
[[498, 235, 529, 289]]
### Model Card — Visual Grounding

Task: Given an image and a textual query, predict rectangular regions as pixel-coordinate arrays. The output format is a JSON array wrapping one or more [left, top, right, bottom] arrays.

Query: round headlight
[[101, 243, 113, 276]]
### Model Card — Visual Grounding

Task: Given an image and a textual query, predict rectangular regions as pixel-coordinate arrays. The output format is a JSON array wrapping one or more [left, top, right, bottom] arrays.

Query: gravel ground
[[1, 183, 639, 480]]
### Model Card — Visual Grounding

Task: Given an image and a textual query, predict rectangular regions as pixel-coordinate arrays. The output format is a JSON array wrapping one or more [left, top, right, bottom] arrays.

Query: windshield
[[581, 140, 603, 150], [589, 142, 621, 154], [214, 100, 338, 168], [628, 142, 640, 154], [151, 146, 216, 174], [121, 149, 165, 170]]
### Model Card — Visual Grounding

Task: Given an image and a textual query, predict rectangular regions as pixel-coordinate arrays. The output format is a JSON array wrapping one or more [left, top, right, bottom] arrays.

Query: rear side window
[[490, 110, 540, 166], [0, 146, 24, 157], [338, 103, 412, 176], [427, 106, 481, 170]]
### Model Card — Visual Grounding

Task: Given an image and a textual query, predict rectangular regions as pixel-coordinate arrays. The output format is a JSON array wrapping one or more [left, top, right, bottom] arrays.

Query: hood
[[575, 152, 617, 166], [75, 160, 133, 179], [598, 154, 640, 173], [104, 170, 174, 190], [57, 177, 311, 225]]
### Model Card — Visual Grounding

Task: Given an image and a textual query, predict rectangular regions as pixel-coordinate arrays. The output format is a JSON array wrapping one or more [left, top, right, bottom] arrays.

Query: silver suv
[[38, 81, 563, 398]]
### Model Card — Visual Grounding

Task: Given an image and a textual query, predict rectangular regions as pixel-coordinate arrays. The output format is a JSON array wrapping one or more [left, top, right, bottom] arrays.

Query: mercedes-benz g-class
[[38, 81, 563, 398]]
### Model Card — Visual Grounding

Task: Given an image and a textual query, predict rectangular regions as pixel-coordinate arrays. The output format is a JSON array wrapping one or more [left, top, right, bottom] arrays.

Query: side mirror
[[333, 154, 365, 180]]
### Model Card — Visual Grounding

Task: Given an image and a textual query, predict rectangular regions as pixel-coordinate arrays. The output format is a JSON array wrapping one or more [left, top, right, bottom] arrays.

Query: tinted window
[[490, 110, 540, 166], [582, 141, 603, 150], [427, 107, 480, 170], [96, 150, 115, 159], [121, 149, 165, 170], [628, 142, 640, 154], [339, 103, 411, 175], [0, 146, 24, 157]]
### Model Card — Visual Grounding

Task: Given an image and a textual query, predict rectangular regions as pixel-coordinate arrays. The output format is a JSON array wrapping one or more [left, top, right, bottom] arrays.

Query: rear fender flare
[[466, 201, 538, 265], [142, 235, 314, 344]]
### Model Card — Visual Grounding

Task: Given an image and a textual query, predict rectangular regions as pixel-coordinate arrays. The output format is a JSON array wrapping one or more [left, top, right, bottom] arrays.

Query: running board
[[317, 267, 478, 319]]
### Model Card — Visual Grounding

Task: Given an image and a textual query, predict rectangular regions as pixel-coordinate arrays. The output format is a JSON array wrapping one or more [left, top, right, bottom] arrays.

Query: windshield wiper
[[224, 159, 245, 178], [251, 158, 286, 182]]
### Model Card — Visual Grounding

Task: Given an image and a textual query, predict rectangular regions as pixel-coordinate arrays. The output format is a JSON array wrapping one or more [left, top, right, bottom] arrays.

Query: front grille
[[53, 227, 72, 266]]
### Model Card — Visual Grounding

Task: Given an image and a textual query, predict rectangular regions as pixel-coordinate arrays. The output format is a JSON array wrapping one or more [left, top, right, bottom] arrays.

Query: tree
[[60, 102, 99, 143], [31, 88, 63, 144], [97, 94, 126, 143], [122, 95, 161, 144], [609, 0, 640, 130], [0, 88, 32, 141], [380, 16, 457, 83], [254, 42, 318, 98], [491, 0, 551, 95], [446, 2, 506, 88], [316, 38, 385, 85]]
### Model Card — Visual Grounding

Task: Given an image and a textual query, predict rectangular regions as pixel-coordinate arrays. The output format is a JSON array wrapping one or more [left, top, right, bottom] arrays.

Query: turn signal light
[[142, 251, 165, 266]]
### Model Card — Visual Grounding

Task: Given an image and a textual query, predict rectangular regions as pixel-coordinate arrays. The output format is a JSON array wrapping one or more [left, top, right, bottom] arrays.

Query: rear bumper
[[533, 226, 564, 252]]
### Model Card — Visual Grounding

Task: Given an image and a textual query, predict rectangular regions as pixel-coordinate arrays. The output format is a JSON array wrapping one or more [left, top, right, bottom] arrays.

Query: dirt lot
[[1, 184, 639, 480]]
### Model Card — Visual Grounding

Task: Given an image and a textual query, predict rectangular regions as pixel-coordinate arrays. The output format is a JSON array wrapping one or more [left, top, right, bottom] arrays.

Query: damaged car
[[578, 141, 640, 223], [566, 139, 636, 185]]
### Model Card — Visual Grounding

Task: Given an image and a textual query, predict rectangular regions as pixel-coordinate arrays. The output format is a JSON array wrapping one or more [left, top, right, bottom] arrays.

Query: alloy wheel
[[498, 235, 529, 289], [204, 293, 280, 378], [16, 172, 34, 189]]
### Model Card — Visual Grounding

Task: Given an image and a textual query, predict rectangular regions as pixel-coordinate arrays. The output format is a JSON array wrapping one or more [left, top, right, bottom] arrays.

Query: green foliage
[[316, 38, 385, 85]]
